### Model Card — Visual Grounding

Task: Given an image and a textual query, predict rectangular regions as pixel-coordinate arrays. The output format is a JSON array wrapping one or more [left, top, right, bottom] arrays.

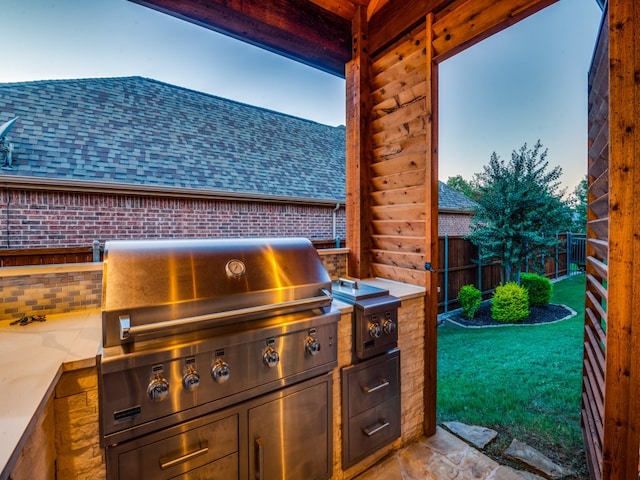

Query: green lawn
[[437, 274, 587, 475]]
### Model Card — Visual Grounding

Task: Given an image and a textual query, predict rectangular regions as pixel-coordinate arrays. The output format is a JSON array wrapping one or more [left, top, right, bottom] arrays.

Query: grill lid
[[101, 237, 332, 347]]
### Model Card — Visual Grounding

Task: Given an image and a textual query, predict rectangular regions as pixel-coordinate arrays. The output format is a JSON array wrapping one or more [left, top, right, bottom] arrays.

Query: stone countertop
[[0, 308, 102, 478], [337, 277, 426, 302], [359, 278, 425, 301]]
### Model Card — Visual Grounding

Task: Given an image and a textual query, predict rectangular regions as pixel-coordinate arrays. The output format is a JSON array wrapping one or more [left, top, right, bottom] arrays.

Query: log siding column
[[423, 12, 438, 436], [346, 6, 372, 279]]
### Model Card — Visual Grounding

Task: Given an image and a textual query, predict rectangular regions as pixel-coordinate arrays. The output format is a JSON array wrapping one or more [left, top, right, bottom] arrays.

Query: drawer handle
[[362, 378, 389, 394], [159, 441, 209, 470], [363, 419, 390, 437]]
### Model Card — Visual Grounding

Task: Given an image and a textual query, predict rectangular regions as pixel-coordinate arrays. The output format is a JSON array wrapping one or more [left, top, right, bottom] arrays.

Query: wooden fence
[[0, 240, 341, 268], [437, 233, 577, 313], [0, 242, 102, 267]]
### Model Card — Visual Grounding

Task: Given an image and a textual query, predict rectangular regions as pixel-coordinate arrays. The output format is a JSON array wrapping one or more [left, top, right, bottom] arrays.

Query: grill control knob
[[368, 322, 382, 339], [305, 336, 321, 356], [263, 346, 279, 368], [383, 319, 396, 335], [147, 374, 169, 402], [211, 360, 230, 384], [182, 367, 200, 392]]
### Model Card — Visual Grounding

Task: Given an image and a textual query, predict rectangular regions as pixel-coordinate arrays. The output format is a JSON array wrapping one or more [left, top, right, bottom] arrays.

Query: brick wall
[[0, 189, 346, 249], [438, 212, 473, 237]]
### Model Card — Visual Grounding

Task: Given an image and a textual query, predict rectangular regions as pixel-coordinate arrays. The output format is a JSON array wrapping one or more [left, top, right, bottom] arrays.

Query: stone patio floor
[[356, 427, 536, 480]]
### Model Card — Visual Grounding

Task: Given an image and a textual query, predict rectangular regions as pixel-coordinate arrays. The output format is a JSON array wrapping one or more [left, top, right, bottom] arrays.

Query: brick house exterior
[[0, 77, 346, 249], [0, 77, 474, 249], [437, 181, 478, 237]]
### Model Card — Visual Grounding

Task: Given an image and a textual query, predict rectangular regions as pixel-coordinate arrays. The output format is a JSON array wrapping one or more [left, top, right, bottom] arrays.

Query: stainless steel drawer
[[345, 349, 400, 417], [109, 412, 238, 479], [170, 453, 238, 480], [346, 395, 401, 464], [341, 349, 401, 469]]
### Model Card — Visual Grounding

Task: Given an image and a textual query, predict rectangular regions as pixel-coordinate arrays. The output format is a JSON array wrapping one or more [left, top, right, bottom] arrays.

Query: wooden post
[[345, 6, 371, 279], [423, 11, 438, 436], [603, 1, 640, 478]]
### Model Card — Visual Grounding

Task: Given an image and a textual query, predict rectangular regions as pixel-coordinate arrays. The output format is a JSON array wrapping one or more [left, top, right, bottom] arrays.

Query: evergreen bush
[[491, 282, 529, 323], [457, 285, 482, 319], [520, 272, 552, 306]]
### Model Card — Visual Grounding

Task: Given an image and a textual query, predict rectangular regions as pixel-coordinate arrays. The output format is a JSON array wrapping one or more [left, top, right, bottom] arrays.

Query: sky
[[1, 0, 603, 192]]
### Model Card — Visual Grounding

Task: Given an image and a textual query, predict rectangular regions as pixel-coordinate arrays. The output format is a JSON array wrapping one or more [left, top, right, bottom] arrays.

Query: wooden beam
[[366, 0, 391, 21], [423, 11, 438, 437], [602, 1, 640, 478], [308, 0, 356, 20], [368, 0, 454, 56], [128, 0, 351, 77], [346, 6, 372, 279], [431, 0, 558, 62]]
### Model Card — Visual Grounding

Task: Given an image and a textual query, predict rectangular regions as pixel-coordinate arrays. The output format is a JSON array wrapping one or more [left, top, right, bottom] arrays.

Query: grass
[[437, 274, 587, 476]]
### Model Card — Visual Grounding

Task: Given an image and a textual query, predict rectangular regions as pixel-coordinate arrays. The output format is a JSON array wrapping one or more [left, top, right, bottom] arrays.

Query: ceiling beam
[[368, 0, 455, 56], [129, 0, 352, 77], [308, 0, 357, 20]]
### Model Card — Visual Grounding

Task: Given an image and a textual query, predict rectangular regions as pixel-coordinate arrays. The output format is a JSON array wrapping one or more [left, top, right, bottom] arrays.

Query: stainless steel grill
[[99, 238, 339, 480]]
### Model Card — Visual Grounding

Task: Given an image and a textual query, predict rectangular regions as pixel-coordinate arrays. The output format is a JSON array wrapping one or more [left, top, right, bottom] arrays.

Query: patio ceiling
[[128, 0, 456, 77]]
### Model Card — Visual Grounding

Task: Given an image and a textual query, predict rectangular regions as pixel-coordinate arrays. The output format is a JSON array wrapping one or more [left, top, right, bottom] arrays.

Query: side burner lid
[[331, 278, 390, 303]]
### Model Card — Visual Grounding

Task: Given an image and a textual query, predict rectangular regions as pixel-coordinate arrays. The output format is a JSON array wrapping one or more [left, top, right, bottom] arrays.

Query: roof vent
[[0, 117, 18, 170]]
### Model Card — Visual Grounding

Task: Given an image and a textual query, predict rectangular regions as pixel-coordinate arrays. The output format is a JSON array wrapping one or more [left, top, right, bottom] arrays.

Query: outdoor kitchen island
[[0, 271, 424, 480]]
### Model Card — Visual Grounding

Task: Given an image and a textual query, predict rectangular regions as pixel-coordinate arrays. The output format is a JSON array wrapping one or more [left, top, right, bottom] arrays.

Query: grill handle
[[119, 291, 333, 341]]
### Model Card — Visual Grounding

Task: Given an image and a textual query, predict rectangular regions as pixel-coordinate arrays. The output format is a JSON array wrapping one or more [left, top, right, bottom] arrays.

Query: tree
[[467, 140, 571, 284], [446, 174, 481, 202], [566, 176, 587, 233]]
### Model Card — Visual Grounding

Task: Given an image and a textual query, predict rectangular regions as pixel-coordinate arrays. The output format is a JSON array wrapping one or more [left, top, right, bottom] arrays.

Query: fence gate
[[567, 233, 587, 274]]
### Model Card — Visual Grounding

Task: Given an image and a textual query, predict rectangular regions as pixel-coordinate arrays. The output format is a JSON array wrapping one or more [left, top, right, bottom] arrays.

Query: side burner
[[332, 278, 400, 361]]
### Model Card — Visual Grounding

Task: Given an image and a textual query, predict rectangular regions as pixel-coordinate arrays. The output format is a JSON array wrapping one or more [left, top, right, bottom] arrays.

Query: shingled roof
[[0, 76, 346, 203], [438, 181, 478, 213], [0, 76, 476, 212]]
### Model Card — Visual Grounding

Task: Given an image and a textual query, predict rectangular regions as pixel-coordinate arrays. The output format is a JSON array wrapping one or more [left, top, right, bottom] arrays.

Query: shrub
[[520, 272, 552, 306], [491, 282, 529, 323], [458, 285, 482, 319]]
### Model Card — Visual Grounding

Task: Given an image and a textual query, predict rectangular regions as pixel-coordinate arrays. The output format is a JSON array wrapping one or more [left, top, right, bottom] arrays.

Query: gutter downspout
[[4, 187, 9, 249], [332, 203, 340, 246]]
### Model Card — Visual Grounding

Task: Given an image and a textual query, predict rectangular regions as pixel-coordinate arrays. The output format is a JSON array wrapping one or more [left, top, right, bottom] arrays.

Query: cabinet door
[[248, 378, 332, 480]]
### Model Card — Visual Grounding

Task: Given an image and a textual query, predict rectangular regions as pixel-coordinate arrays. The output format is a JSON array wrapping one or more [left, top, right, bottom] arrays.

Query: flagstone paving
[[356, 427, 544, 480]]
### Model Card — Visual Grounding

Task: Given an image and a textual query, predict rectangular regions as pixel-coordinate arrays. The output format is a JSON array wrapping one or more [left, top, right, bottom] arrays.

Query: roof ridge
[[0, 76, 345, 129]]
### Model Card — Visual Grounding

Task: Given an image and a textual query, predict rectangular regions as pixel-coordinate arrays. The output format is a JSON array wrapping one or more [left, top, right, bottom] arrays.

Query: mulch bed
[[445, 303, 574, 327]]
